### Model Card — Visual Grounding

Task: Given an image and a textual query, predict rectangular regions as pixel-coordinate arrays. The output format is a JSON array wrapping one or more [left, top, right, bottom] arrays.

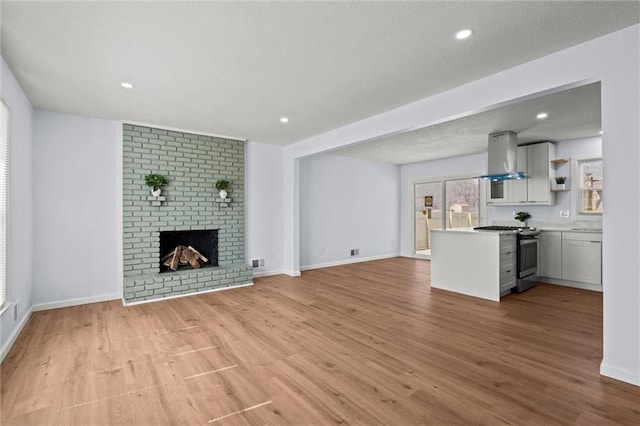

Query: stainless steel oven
[[515, 232, 539, 292]]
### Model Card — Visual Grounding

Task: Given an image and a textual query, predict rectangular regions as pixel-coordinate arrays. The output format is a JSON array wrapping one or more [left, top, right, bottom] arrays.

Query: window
[[573, 157, 602, 218], [414, 176, 483, 258], [0, 101, 7, 308]]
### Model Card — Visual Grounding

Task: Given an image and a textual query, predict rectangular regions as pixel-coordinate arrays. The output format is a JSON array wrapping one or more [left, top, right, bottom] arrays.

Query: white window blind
[[0, 100, 7, 308]]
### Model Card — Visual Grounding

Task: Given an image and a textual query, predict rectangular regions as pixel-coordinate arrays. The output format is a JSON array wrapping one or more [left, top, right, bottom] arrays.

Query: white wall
[[299, 154, 400, 268], [283, 25, 640, 385], [245, 141, 285, 276], [399, 153, 486, 256], [0, 58, 34, 357], [489, 136, 602, 223], [32, 110, 121, 307]]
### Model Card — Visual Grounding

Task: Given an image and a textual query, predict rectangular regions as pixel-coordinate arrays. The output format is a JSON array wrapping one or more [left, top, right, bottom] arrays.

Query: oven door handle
[[520, 239, 538, 245]]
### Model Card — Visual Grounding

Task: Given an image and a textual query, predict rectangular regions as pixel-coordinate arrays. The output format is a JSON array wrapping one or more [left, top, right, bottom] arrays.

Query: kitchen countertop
[[538, 227, 602, 233], [431, 228, 518, 235], [432, 227, 602, 234]]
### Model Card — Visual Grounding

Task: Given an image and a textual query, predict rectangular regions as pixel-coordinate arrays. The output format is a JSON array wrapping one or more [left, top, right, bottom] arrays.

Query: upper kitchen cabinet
[[487, 141, 556, 205], [526, 142, 556, 204]]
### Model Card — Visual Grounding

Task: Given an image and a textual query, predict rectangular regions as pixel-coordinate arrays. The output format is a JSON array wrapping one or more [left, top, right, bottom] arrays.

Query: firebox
[[159, 229, 218, 272]]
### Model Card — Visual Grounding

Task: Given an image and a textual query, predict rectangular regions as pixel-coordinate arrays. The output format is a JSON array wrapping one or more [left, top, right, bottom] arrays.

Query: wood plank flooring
[[2, 257, 639, 425]]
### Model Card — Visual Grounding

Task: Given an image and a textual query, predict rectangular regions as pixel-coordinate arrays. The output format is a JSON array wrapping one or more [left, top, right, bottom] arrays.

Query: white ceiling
[[332, 81, 602, 164], [1, 1, 638, 149]]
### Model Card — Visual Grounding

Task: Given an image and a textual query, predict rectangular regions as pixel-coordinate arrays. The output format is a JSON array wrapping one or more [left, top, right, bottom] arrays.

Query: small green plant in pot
[[555, 176, 567, 190], [145, 174, 168, 196], [215, 179, 230, 199], [515, 211, 531, 226]]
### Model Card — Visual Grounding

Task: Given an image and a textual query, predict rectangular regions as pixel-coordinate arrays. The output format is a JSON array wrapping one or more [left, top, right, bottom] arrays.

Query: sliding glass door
[[414, 176, 482, 259], [445, 178, 480, 229], [414, 182, 443, 258]]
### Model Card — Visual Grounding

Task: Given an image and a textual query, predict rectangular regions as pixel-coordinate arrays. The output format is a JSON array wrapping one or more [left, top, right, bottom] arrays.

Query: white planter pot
[[219, 189, 228, 199], [151, 188, 162, 197], [556, 183, 566, 190]]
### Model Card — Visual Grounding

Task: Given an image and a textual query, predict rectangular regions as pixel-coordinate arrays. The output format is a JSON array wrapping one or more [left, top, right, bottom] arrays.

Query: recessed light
[[121, 82, 134, 89], [536, 112, 548, 119], [455, 29, 474, 40], [280, 117, 289, 123]]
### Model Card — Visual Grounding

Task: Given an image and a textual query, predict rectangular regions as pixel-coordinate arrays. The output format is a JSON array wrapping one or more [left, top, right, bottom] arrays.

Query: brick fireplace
[[122, 124, 252, 303]]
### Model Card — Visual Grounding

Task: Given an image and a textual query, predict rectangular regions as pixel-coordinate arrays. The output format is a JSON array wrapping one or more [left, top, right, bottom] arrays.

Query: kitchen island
[[430, 228, 517, 301]]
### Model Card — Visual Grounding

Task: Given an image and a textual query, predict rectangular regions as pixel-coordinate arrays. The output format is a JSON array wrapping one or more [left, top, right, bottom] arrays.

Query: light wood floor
[[2, 258, 639, 425]]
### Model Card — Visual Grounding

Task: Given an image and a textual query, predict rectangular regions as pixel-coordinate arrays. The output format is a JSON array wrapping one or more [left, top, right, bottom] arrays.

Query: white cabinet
[[527, 142, 555, 204], [562, 233, 602, 285], [486, 142, 555, 205], [539, 230, 602, 288], [539, 231, 562, 279], [499, 234, 517, 292]]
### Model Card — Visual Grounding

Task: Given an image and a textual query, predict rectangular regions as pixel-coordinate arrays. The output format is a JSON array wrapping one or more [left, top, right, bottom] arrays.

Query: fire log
[[169, 246, 183, 271], [187, 246, 209, 263]]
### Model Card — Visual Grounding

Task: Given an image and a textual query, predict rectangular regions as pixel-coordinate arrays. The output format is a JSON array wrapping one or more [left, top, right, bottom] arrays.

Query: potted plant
[[215, 179, 230, 199], [555, 176, 567, 190], [145, 174, 168, 197], [515, 211, 531, 227]]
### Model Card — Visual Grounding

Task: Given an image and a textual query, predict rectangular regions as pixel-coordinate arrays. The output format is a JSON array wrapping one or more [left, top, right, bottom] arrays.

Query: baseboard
[[283, 270, 301, 277], [538, 277, 603, 292], [252, 269, 287, 278], [600, 362, 640, 386], [1, 306, 33, 363], [123, 282, 254, 306], [300, 253, 400, 271], [31, 293, 122, 312]]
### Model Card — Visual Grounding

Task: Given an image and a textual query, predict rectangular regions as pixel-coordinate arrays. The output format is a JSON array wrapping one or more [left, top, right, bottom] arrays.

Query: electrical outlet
[[350, 249, 360, 256], [252, 259, 259, 268], [13, 304, 18, 322], [560, 210, 570, 218], [259, 259, 265, 267]]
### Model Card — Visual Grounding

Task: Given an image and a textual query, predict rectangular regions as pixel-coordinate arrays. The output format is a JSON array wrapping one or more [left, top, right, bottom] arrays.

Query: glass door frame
[[411, 173, 487, 260]]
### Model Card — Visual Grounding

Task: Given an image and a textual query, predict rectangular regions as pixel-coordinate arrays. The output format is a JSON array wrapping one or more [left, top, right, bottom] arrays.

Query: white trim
[[0, 302, 9, 317], [538, 277, 603, 293], [300, 253, 400, 271], [600, 362, 640, 386], [252, 269, 287, 278], [31, 293, 121, 312], [122, 282, 253, 307], [283, 270, 301, 277], [117, 122, 124, 300], [0, 305, 32, 363], [124, 120, 246, 142]]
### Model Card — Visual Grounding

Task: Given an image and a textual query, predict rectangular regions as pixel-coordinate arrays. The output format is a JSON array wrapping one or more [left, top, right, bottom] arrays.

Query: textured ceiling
[[0, 2, 637, 147], [332, 82, 602, 164]]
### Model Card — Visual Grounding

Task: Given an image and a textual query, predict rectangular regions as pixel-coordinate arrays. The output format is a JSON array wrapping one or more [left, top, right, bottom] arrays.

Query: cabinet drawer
[[500, 269, 516, 284], [500, 253, 516, 273], [562, 231, 602, 242], [500, 280, 516, 292], [500, 236, 517, 254]]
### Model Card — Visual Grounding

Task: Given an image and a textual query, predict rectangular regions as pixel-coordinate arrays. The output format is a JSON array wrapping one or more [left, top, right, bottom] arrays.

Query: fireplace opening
[[159, 230, 218, 273]]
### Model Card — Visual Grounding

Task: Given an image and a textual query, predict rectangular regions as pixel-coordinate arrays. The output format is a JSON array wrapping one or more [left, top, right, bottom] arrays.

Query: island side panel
[[431, 231, 501, 301]]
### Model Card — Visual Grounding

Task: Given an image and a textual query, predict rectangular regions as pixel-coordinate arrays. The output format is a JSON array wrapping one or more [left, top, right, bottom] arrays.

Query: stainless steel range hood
[[479, 131, 525, 180]]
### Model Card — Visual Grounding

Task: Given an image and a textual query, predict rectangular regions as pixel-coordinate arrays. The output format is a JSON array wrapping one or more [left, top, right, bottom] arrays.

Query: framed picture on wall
[[424, 195, 433, 207]]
